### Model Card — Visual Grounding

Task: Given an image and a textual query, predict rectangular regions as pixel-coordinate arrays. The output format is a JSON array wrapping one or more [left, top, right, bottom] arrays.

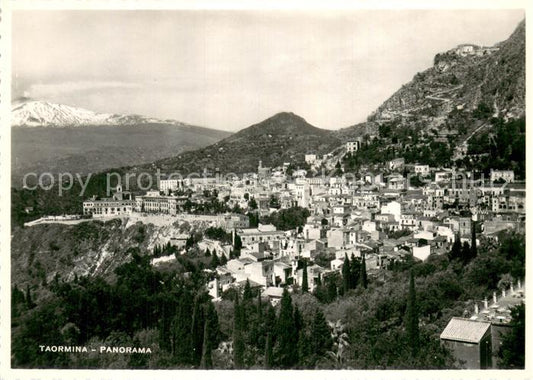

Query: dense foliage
[[11, 230, 524, 369], [462, 117, 525, 179], [261, 207, 311, 231]]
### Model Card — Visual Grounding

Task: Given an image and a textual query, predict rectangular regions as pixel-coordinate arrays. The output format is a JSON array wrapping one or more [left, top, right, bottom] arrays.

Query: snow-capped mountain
[[11, 98, 187, 127]]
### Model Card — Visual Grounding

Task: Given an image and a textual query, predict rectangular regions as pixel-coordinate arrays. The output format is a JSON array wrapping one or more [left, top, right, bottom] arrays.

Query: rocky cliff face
[[11, 218, 200, 295], [368, 20, 525, 128]]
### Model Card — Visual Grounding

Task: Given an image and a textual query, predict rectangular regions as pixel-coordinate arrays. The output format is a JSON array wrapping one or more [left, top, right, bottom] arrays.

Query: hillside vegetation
[[151, 112, 341, 175]]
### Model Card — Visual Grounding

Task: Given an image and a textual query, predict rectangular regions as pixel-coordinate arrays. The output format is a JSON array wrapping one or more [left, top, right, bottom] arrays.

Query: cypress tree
[[297, 328, 312, 368], [327, 277, 337, 302], [471, 220, 477, 258], [293, 306, 305, 366], [233, 294, 245, 369], [191, 296, 206, 366], [406, 270, 420, 355], [302, 261, 309, 293], [25, 284, 34, 309], [342, 253, 351, 293], [249, 292, 264, 348], [12, 285, 25, 318], [311, 309, 332, 360], [243, 279, 253, 301], [350, 254, 360, 289], [234, 234, 243, 251], [205, 301, 220, 351], [220, 253, 228, 265], [257, 292, 263, 318], [276, 288, 298, 368], [265, 303, 277, 337], [449, 235, 462, 261], [172, 290, 193, 364], [461, 241, 471, 264], [265, 333, 273, 369], [360, 254, 368, 289], [210, 252, 220, 269], [293, 306, 304, 337], [158, 294, 173, 352], [200, 319, 213, 369]]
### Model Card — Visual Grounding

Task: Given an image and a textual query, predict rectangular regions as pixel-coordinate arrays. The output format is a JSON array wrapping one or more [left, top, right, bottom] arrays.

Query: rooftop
[[440, 317, 491, 343]]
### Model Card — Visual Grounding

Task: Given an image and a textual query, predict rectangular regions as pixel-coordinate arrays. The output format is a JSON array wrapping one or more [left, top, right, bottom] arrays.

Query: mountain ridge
[[11, 99, 219, 131], [367, 19, 525, 126], [151, 111, 341, 175]]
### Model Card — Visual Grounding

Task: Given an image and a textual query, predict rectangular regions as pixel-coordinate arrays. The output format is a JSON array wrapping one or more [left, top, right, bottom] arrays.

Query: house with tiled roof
[[440, 317, 492, 369]]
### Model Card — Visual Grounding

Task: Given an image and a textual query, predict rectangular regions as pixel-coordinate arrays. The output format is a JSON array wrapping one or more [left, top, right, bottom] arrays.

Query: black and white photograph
[[1, 1, 529, 376]]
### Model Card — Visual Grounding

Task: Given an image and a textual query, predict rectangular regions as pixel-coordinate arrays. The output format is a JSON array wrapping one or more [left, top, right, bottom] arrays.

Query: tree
[[461, 241, 472, 264], [342, 254, 351, 293], [248, 198, 258, 210], [265, 333, 273, 369], [276, 288, 298, 368], [302, 261, 309, 293], [191, 295, 206, 366], [248, 212, 259, 228], [449, 236, 462, 261], [471, 220, 478, 259], [233, 294, 245, 369], [269, 195, 281, 209], [25, 284, 35, 309], [12, 285, 26, 317], [498, 303, 525, 368], [205, 301, 220, 353], [200, 319, 213, 369], [360, 254, 368, 289], [326, 276, 338, 302], [233, 233, 243, 251], [220, 253, 228, 266], [172, 290, 194, 364], [350, 254, 360, 289], [311, 309, 332, 360], [243, 279, 253, 302], [406, 270, 420, 355], [263, 207, 311, 231], [210, 252, 220, 269]]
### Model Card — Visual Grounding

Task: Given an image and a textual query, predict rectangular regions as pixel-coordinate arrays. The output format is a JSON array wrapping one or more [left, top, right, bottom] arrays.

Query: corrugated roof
[[440, 317, 491, 343]]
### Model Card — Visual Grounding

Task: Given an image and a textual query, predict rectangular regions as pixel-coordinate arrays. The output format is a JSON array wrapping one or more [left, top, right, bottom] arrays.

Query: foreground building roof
[[440, 317, 491, 344]]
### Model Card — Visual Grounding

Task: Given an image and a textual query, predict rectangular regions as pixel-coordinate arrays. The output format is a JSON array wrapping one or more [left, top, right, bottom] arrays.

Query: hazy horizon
[[12, 9, 524, 132]]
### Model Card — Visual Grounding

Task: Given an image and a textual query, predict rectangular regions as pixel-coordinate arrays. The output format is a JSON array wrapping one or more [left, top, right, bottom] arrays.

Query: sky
[[12, 9, 525, 131]]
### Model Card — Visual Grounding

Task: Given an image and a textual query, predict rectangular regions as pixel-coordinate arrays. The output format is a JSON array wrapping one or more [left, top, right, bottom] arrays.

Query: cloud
[[26, 81, 144, 99]]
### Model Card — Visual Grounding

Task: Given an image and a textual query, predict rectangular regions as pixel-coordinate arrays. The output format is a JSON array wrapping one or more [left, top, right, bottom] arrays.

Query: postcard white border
[[1, 1, 531, 380]]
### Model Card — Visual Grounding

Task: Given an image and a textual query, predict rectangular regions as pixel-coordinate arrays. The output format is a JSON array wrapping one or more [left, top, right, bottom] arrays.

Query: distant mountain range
[[11, 99, 232, 186], [11, 19, 525, 181], [12, 98, 197, 128]]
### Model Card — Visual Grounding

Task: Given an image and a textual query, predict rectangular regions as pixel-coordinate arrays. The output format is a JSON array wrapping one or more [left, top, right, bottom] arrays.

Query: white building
[[305, 154, 318, 164], [83, 186, 135, 217], [159, 178, 182, 192], [381, 201, 402, 221], [490, 170, 515, 183], [413, 245, 431, 261], [414, 165, 430, 176], [346, 141, 360, 153]]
